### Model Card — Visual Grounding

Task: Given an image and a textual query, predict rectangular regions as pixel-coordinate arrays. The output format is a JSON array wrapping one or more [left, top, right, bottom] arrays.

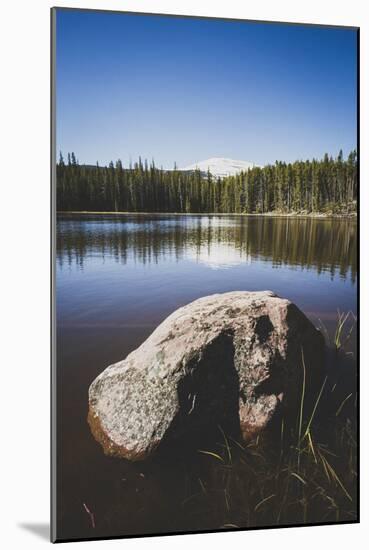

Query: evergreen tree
[[56, 151, 357, 215]]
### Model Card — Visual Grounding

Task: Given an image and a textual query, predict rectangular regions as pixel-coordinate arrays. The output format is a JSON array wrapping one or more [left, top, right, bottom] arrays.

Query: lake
[[56, 214, 357, 539]]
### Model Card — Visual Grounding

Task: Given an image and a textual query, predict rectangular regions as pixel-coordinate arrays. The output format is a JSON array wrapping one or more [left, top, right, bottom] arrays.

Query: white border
[[1, 1, 367, 548]]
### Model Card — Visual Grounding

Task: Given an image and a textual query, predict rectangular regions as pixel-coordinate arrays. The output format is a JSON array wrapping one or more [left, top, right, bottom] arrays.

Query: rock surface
[[88, 291, 325, 461]]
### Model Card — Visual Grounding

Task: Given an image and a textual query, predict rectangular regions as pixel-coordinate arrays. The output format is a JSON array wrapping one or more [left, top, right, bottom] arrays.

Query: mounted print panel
[[51, 7, 359, 543]]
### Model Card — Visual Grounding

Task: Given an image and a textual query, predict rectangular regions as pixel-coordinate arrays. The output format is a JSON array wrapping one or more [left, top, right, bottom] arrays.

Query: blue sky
[[56, 9, 357, 168]]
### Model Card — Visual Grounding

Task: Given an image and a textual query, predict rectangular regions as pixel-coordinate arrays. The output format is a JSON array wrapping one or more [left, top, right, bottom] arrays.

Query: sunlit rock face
[[88, 291, 325, 461]]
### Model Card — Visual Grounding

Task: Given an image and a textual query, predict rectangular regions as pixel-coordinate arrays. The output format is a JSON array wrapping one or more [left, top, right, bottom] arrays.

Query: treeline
[[56, 151, 357, 214]]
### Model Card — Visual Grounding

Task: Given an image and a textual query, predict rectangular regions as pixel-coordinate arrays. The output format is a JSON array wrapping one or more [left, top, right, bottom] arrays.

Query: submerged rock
[[88, 291, 324, 461]]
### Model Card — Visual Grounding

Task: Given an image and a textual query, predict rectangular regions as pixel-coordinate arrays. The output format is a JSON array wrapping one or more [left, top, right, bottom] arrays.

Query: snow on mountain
[[181, 157, 258, 179]]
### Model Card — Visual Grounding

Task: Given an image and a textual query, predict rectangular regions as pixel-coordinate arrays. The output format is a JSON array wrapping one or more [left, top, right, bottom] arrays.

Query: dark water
[[56, 214, 357, 540]]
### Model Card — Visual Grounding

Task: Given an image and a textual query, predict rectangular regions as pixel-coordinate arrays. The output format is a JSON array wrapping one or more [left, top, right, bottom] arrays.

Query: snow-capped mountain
[[181, 157, 258, 179]]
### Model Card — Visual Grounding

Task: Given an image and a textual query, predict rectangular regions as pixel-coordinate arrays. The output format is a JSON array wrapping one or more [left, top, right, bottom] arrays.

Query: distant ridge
[[181, 157, 259, 179]]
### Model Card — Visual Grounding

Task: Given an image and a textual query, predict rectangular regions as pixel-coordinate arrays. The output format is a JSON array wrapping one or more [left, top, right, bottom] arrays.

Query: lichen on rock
[[88, 291, 325, 461]]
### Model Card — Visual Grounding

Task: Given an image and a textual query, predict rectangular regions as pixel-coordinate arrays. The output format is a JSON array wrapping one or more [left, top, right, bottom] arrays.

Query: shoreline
[[57, 210, 357, 220]]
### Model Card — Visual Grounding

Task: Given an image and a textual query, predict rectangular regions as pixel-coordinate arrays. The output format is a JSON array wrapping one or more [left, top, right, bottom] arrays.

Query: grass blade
[[303, 376, 328, 438], [290, 472, 307, 485], [336, 393, 353, 417], [298, 348, 306, 444], [254, 494, 276, 512], [198, 450, 224, 463]]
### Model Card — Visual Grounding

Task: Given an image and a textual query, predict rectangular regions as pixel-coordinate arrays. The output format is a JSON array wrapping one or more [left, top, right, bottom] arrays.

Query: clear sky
[[55, 9, 357, 168]]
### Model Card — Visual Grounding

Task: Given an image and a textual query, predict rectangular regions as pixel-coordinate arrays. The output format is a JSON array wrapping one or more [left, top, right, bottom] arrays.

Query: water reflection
[[57, 214, 357, 281]]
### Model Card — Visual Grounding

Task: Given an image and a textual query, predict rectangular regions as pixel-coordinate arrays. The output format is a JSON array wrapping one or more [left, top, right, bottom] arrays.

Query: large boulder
[[88, 291, 325, 461]]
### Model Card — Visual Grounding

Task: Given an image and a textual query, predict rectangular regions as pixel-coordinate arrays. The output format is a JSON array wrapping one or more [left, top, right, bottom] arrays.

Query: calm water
[[56, 214, 357, 539]]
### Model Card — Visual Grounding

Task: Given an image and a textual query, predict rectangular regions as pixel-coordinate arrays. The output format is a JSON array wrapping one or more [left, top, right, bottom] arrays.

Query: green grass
[[184, 312, 358, 529]]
